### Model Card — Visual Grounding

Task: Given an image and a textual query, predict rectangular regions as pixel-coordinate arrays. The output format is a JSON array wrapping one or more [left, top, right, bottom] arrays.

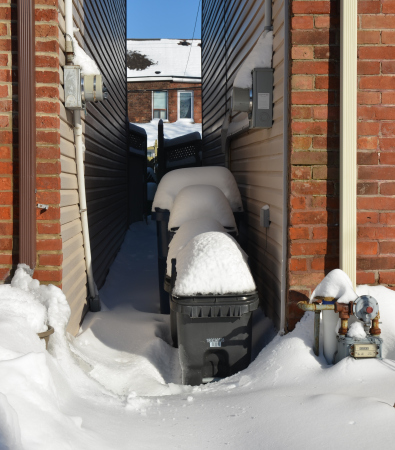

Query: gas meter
[[64, 66, 108, 110]]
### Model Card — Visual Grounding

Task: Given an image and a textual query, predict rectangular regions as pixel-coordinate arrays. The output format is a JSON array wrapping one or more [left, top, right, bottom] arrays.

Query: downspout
[[340, 0, 357, 288], [17, 0, 36, 270], [281, 0, 289, 335], [65, 0, 101, 311]]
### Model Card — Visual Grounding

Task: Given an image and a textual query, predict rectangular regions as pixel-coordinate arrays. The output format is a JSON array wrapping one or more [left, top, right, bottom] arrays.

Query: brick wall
[[0, 0, 62, 285], [128, 80, 202, 125], [287, 0, 395, 330]]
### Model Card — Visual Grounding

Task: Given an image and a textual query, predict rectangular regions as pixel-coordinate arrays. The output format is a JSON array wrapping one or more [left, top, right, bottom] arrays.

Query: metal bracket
[[37, 203, 49, 210]]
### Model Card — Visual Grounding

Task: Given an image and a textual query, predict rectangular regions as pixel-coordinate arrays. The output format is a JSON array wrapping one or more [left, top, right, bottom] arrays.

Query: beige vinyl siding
[[58, 0, 88, 335], [58, 0, 128, 335], [201, 0, 286, 329]]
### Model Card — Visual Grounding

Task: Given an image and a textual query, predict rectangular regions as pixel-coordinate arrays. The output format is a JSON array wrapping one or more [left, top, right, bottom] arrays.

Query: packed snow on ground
[[173, 232, 255, 296], [168, 185, 237, 231], [152, 166, 243, 213], [133, 120, 202, 148], [166, 217, 229, 276], [1, 224, 395, 449], [233, 31, 273, 89]]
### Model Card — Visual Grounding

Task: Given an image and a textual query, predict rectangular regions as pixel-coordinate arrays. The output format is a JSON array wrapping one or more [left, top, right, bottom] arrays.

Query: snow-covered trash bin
[[170, 232, 258, 386], [164, 217, 238, 346], [151, 166, 243, 314], [168, 185, 238, 234]]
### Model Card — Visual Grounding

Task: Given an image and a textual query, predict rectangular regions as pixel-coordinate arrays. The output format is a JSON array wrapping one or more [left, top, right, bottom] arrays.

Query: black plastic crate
[[171, 292, 259, 385]]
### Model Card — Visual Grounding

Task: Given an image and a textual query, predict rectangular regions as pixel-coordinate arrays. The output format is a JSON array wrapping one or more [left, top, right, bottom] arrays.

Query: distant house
[[127, 39, 202, 124]]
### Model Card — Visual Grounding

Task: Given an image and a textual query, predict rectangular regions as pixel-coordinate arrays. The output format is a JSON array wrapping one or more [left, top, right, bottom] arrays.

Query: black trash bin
[[171, 292, 259, 386], [151, 207, 171, 314]]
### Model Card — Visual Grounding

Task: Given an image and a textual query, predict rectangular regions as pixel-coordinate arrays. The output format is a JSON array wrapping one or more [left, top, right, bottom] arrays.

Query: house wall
[[58, 0, 128, 335], [0, 0, 63, 286], [201, 0, 287, 330], [288, 0, 395, 329], [128, 81, 202, 124], [0, 0, 127, 335]]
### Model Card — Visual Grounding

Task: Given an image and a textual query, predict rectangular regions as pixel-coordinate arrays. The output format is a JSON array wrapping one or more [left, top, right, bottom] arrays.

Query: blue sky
[[127, 0, 201, 39]]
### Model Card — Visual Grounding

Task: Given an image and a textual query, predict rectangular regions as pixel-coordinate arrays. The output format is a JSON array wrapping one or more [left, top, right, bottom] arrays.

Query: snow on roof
[[127, 39, 201, 82]]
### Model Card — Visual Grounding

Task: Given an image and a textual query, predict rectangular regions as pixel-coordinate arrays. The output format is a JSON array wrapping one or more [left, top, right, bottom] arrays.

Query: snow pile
[[347, 321, 366, 339], [310, 269, 358, 304], [166, 217, 230, 276], [173, 232, 255, 296], [133, 120, 202, 148], [168, 185, 237, 231], [233, 31, 273, 89], [152, 166, 243, 212], [2, 225, 395, 448], [72, 35, 100, 76]]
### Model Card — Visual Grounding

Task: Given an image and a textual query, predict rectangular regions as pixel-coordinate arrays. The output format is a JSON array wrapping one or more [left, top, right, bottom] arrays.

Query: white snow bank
[[173, 232, 255, 296], [168, 185, 237, 231], [133, 120, 202, 148], [72, 35, 100, 76], [233, 31, 273, 89], [310, 269, 358, 304], [0, 264, 71, 334], [167, 217, 230, 276], [152, 166, 243, 212]]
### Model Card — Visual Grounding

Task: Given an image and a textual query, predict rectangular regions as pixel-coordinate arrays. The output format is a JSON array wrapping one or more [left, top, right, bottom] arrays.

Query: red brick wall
[[0, 0, 62, 285], [287, 0, 395, 330], [128, 80, 202, 125]]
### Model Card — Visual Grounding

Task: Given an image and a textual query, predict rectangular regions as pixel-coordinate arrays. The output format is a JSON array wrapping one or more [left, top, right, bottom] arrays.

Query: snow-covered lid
[[127, 39, 201, 81], [168, 185, 237, 231], [173, 232, 256, 296], [166, 217, 230, 276], [152, 166, 243, 213]]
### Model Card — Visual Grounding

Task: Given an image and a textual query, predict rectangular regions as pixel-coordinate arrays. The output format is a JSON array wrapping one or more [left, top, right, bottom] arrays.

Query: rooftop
[[127, 39, 201, 82]]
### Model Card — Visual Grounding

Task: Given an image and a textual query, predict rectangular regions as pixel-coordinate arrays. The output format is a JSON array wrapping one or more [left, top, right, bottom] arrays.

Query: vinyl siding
[[58, 0, 128, 335], [201, 0, 286, 329]]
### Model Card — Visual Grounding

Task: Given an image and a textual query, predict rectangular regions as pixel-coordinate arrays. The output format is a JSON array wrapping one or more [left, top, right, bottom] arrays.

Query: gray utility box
[[333, 335, 383, 364], [252, 68, 273, 129], [64, 66, 82, 110]]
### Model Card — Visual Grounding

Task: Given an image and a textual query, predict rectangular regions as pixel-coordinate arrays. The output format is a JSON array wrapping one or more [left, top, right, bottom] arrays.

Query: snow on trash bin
[[168, 185, 237, 232], [172, 231, 255, 296], [166, 218, 236, 277], [152, 166, 243, 213]]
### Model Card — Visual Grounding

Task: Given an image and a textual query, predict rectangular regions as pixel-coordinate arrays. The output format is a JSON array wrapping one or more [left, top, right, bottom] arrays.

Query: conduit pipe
[[340, 0, 357, 288], [65, 0, 100, 311]]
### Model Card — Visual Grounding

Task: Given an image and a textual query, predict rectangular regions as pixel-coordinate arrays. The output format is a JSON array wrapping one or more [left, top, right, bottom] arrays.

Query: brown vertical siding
[[201, 0, 286, 330]]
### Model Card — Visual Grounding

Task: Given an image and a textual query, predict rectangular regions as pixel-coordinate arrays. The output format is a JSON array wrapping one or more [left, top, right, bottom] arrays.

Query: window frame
[[152, 90, 168, 121], [177, 90, 194, 122]]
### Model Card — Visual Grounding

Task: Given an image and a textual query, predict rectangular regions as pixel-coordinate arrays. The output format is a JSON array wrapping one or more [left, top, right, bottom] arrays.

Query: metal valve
[[353, 295, 379, 325]]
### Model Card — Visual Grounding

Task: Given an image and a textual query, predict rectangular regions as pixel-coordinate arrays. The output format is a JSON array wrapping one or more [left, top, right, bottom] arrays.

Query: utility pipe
[[65, 0, 100, 311], [340, 0, 357, 288], [264, 0, 273, 31]]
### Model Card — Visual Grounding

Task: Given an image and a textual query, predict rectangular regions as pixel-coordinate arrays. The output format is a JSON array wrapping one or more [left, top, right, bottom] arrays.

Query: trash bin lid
[[170, 292, 259, 318], [168, 185, 237, 231], [172, 231, 256, 297], [166, 217, 235, 276], [152, 166, 243, 213]]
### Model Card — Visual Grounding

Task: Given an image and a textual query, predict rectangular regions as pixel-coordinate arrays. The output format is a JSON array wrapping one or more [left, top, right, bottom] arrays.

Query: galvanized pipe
[[313, 311, 320, 356], [297, 301, 335, 312]]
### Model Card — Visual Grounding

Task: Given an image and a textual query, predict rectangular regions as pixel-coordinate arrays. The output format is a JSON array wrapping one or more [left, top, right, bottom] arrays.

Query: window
[[178, 91, 194, 120], [153, 91, 168, 120]]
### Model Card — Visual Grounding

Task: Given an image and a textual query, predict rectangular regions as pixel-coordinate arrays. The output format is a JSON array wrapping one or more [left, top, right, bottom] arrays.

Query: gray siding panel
[[202, 0, 286, 329]]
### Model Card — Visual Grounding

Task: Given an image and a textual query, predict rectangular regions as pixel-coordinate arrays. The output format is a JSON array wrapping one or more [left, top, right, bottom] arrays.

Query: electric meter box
[[64, 66, 82, 110], [252, 68, 273, 128]]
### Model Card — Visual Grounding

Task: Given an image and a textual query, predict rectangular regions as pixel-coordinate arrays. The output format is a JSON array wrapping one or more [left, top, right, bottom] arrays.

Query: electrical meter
[[64, 66, 108, 110]]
